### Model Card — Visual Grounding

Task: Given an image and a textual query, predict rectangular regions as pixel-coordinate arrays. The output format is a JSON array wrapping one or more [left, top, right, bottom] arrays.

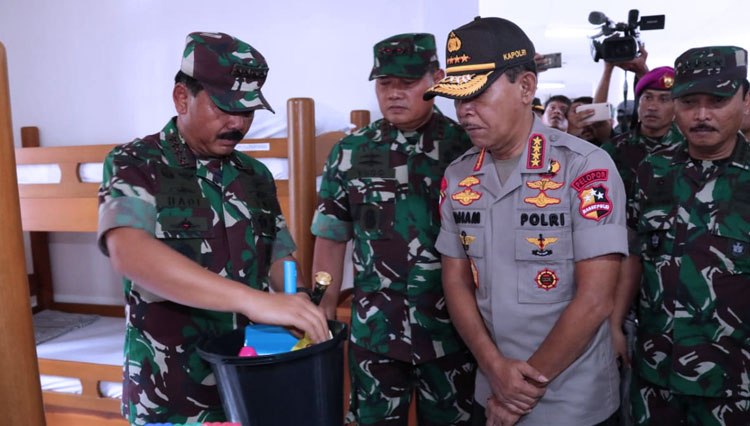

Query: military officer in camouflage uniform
[[426, 17, 628, 426], [626, 46, 750, 426], [602, 66, 684, 426], [97, 32, 328, 426], [311, 33, 476, 425]]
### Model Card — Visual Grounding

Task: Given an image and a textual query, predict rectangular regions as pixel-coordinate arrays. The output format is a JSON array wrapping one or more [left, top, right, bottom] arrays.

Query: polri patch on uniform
[[535, 268, 558, 291], [526, 233, 558, 256], [524, 178, 563, 208], [527, 134, 545, 169], [452, 188, 482, 206], [571, 169, 609, 191], [577, 184, 613, 221]]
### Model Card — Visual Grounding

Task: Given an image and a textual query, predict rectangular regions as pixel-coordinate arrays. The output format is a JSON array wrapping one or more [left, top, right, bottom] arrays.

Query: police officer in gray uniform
[[425, 17, 628, 426]]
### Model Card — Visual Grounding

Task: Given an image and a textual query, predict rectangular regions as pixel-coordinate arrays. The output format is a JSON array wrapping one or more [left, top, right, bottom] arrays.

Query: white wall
[[0, 0, 479, 304]]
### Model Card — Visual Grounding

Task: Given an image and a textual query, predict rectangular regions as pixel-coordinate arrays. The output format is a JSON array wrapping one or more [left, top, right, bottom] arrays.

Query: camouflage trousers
[[631, 373, 750, 426], [347, 343, 476, 426]]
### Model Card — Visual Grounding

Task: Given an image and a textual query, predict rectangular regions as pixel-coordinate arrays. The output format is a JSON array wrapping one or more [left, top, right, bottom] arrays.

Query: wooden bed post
[[0, 42, 47, 426], [350, 110, 371, 131], [287, 98, 316, 284], [21, 126, 55, 313]]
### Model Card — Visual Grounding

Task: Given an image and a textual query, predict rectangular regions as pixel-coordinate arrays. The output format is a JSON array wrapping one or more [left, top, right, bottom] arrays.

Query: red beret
[[635, 66, 675, 98]]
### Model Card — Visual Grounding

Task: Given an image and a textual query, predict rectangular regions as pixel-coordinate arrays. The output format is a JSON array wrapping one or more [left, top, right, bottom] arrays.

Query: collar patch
[[474, 148, 487, 171]]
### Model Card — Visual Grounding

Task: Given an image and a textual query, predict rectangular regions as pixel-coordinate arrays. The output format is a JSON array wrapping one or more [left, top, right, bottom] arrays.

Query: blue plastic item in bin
[[197, 320, 348, 426], [243, 324, 298, 356]]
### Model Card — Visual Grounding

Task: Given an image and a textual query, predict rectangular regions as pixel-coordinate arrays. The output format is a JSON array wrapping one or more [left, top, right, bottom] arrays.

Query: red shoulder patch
[[570, 169, 609, 191]]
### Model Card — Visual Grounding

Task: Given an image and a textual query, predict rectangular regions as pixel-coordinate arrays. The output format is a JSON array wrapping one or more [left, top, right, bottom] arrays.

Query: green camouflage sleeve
[[311, 140, 353, 242], [97, 146, 157, 256], [627, 158, 653, 256], [270, 225, 296, 262]]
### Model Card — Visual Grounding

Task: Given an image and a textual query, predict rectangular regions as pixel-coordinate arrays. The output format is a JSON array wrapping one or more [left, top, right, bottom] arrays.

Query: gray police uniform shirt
[[436, 116, 628, 426]]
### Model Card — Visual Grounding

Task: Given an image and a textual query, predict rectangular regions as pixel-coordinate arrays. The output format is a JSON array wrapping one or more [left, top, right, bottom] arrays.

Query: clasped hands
[[485, 357, 548, 426]]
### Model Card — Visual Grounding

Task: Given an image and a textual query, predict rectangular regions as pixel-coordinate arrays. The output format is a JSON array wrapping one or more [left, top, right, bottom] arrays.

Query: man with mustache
[[626, 46, 750, 425], [311, 33, 475, 425], [542, 95, 571, 132], [427, 17, 627, 426], [602, 66, 684, 426], [97, 32, 328, 425]]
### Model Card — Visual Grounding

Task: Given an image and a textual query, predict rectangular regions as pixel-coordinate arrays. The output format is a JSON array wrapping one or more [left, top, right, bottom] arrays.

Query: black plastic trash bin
[[198, 320, 348, 426]]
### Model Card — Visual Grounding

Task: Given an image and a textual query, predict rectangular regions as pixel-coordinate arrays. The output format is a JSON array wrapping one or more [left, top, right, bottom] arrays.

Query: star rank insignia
[[526, 134, 545, 169]]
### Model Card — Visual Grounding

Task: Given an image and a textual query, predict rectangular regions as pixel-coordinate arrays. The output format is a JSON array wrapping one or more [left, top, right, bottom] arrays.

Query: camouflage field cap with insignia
[[369, 33, 439, 80], [424, 17, 535, 100], [181, 31, 274, 113], [672, 46, 748, 99]]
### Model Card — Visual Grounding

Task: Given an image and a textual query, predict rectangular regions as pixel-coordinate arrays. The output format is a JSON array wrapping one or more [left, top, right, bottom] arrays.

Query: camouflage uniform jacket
[[97, 118, 295, 424], [628, 134, 750, 398], [311, 108, 472, 363], [602, 121, 684, 200]]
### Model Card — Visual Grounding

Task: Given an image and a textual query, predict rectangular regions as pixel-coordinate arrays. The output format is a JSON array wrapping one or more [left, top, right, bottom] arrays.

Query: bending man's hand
[[487, 357, 548, 414], [242, 291, 329, 343]]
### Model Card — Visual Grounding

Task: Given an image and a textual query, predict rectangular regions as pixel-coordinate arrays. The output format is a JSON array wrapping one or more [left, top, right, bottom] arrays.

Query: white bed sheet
[[36, 315, 124, 398]]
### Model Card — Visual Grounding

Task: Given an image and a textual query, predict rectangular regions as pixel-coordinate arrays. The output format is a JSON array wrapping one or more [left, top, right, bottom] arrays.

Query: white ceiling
[[479, 0, 749, 104]]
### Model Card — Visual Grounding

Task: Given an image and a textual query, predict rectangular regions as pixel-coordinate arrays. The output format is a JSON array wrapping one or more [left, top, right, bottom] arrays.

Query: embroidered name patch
[[520, 213, 565, 227], [577, 184, 613, 221], [454, 211, 481, 224]]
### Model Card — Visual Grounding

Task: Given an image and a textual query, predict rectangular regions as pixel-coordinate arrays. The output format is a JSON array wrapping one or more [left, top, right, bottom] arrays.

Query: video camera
[[589, 9, 665, 63]]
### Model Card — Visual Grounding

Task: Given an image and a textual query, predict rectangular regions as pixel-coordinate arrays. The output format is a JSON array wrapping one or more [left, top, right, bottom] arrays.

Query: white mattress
[[36, 315, 124, 398]]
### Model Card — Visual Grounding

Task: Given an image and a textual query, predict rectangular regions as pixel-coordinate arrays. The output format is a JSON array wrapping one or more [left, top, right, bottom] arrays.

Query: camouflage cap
[[181, 31, 274, 113], [369, 33, 439, 80], [424, 17, 535, 100], [672, 46, 748, 98]]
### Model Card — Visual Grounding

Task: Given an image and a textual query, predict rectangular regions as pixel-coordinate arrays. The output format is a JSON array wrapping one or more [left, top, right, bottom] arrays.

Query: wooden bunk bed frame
[[12, 97, 368, 425]]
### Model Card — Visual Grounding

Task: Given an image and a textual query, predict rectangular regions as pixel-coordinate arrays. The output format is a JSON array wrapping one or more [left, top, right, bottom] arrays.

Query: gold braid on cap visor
[[427, 72, 492, 97]]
